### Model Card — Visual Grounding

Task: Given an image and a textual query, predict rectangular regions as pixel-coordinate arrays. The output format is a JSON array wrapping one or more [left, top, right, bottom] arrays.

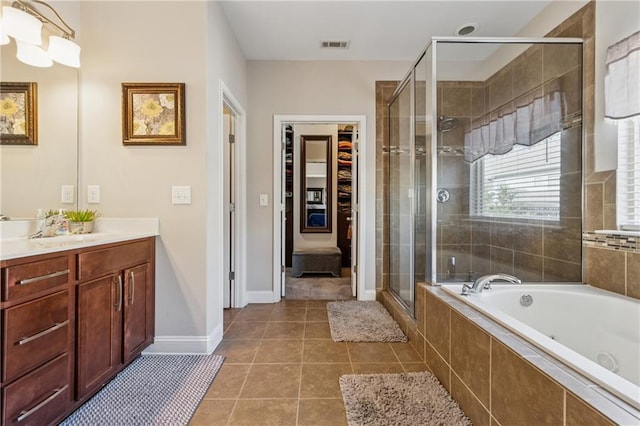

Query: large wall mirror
[[300, 134, 332, 233], [0, 39, 78, 219]]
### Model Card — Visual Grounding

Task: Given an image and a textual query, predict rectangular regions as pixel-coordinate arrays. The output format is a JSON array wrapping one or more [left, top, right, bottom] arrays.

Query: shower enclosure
[[386, 37, 584, 315]]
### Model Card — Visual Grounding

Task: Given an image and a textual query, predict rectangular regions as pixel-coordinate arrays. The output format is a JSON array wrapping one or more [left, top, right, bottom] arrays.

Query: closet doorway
[[273, 115, 367, 301]]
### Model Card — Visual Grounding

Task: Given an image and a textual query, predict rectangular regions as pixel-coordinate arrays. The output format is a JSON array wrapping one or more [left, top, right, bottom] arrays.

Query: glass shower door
[[387, 77, 414, 314]]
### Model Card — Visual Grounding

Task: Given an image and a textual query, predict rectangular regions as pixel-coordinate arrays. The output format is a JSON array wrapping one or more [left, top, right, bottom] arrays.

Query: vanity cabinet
[[75, 239, 154, 399], [1, 253, 74, 426], [0, 237, 155, 425]]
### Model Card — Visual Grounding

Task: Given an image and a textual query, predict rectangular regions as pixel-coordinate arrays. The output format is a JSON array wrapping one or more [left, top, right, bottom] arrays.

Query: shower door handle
[[436, 188, 450, 203]]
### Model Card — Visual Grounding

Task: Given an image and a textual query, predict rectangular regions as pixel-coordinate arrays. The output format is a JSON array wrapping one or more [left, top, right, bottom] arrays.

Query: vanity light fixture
[[1, 0, 80, 68]]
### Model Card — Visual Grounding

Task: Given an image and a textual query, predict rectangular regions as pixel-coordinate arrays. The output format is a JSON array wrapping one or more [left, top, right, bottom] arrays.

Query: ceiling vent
[[456, 23, 479, 36], [321, 40, 350, 49]]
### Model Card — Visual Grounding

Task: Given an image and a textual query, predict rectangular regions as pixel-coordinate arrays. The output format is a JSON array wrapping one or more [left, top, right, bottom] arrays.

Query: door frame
[[220, 81, 247, 308], [272, 115, 373, 302]]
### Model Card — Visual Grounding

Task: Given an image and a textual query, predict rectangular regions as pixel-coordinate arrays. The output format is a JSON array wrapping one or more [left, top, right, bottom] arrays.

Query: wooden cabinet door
[[76, 274, 122, 399], [123, 263, 153, 364]]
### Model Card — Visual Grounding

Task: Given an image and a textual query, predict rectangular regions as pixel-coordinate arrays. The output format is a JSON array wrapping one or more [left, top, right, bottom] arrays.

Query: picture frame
[[0, 82, 37, 145], [122, 82, 185, 145]]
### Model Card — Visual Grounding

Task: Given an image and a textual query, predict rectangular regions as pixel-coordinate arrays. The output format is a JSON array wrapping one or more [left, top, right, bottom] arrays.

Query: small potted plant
[[65, 209, 100, 234]]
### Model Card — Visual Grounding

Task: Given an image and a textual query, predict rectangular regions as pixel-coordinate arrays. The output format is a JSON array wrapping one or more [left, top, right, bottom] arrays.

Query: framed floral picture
[[122, 83, 185, 145], [0, 82, 37, 145]]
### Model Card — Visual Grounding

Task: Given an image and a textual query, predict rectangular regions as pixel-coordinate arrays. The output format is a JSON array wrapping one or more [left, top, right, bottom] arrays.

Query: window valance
[[464, 88, 565, 163], [605, 31, 640, 121]]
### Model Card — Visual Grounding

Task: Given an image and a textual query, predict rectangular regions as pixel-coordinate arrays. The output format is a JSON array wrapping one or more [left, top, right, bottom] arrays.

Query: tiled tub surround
[[378, 287, 640, 425], [441, 283, 640, 411], [583, 231, 640, 299]]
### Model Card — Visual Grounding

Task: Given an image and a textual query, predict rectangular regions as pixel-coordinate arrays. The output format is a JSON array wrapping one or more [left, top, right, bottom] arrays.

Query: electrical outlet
[[171, 186, 192, 205], [61, 185, 74, 204], [87, 185, 100, 204]]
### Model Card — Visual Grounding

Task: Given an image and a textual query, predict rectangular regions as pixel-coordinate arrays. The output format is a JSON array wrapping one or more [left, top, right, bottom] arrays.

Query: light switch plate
[[260, 193, 268, 206], [61, 185, 74, 204], [172, 186, 192, 205], [87, 185, 100, 204]]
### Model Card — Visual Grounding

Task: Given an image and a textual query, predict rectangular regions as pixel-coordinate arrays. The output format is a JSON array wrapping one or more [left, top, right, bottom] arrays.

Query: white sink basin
[[32, 233, 112, 243], [25, 233, 112, 249]]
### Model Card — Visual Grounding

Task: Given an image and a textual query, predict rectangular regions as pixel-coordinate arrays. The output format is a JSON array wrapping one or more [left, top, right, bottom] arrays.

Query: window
[[617, 116, 640, 231], [471, 133, 561, 220]]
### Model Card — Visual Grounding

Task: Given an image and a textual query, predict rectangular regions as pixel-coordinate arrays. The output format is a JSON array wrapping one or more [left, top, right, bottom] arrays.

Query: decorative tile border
[[582, 231, 639, 252]]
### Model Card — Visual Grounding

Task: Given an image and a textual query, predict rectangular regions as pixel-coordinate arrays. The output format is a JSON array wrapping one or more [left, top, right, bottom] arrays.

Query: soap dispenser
[[56, 208, 69, 235], [35, 208, 45, 231]]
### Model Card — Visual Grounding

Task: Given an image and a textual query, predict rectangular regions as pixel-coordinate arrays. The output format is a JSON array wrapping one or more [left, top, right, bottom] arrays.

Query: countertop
[[0, 218, 159, 261]]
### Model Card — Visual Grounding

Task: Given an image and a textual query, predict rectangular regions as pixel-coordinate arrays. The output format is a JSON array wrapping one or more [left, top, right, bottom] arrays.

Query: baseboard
[[246, 290, 279, 304], [143, 323, 223, 355], [360, 289, 377, 301]]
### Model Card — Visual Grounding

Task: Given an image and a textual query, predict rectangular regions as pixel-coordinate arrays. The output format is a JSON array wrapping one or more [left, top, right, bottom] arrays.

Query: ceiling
[[219, 0, 574, 61]]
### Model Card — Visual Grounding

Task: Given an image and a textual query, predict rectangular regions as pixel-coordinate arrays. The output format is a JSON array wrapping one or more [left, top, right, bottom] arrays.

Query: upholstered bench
[[291, 247, 342, 277]]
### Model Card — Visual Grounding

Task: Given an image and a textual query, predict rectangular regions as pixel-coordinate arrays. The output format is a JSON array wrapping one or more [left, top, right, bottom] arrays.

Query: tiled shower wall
[[376, 81, 400, 291], [436, 40, 583, 282], [377, 1, 639, 300], [563, 3, 640, 299], [546, 0, 639, 299]]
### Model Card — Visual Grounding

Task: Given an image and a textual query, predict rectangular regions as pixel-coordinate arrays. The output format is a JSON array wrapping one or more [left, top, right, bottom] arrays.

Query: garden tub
[[441, 283, 640, 410]]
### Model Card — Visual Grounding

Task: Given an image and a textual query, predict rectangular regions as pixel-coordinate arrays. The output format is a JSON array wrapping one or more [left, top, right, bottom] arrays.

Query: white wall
[[79, 1, 246, 353], [247, 60, 410, 297], [594, 1, 640, 171], [205, 1, 248, 338]]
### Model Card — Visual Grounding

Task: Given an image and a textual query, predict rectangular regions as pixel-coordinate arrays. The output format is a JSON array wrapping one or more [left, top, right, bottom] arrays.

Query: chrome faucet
[[462, 273, 522, 295]]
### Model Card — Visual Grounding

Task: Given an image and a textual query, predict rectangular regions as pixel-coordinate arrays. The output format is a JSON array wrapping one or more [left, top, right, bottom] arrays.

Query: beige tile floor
[[190, 300, 429, 425]]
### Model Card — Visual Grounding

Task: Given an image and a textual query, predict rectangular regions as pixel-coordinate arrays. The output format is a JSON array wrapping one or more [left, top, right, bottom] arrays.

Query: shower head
[[438, 116, 459, 132]]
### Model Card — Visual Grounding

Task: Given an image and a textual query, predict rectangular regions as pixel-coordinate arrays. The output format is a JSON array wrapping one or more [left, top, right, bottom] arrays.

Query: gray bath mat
[[327, 300, 407, 342], [340, 372, 472, 426], [61, 354, 224, 425]]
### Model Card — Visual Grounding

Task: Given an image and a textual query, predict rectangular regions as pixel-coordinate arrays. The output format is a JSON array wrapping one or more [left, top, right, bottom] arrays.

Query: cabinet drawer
[[2, 256, 70, 302], [3, 353, 71, 426], [78, 240, 151, 280], [3, 291, 71, 383]]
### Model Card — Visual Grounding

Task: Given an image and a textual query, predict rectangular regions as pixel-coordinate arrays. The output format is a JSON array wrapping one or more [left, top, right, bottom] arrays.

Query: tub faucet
[[462, 273, 522, 295]]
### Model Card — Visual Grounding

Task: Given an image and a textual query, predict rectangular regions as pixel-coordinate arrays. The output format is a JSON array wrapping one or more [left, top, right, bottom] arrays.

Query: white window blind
[[471, 133, 561, 220], [617, 116, 640, 230]]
